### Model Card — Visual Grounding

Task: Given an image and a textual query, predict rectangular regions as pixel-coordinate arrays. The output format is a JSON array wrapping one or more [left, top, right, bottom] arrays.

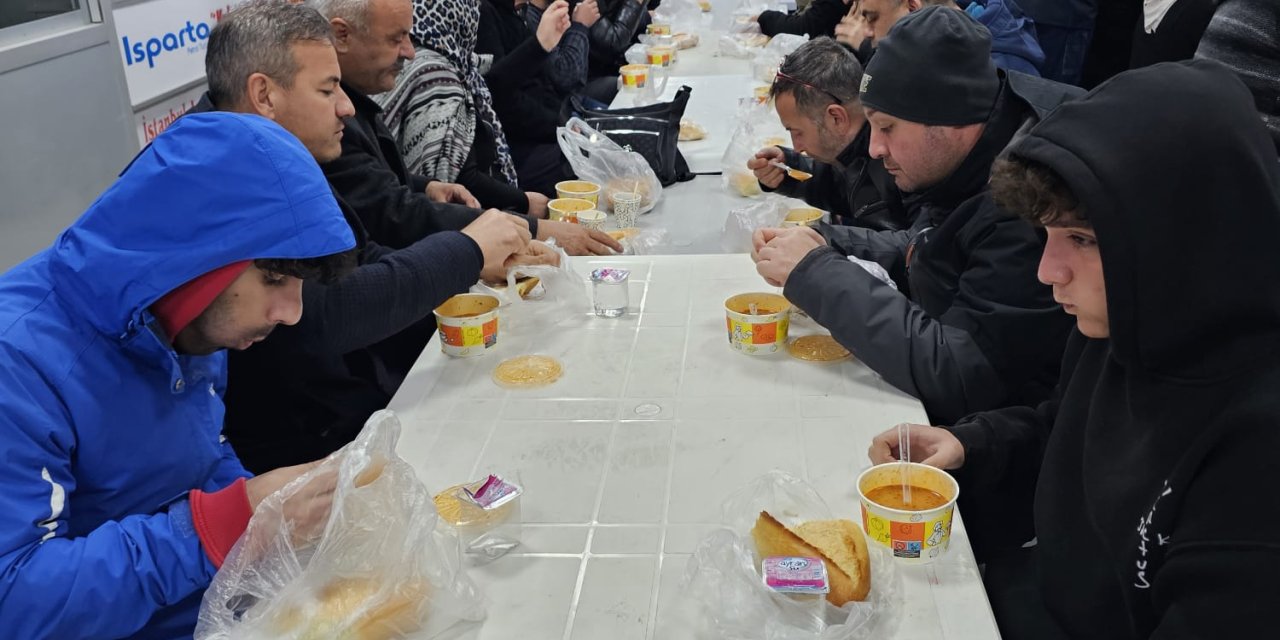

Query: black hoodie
[[951, 60, 1280, 637]]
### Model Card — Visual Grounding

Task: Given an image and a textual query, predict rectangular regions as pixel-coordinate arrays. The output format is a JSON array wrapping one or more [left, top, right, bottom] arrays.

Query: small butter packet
[[465, 474, 522, 510], [761, 556, 830, 594]]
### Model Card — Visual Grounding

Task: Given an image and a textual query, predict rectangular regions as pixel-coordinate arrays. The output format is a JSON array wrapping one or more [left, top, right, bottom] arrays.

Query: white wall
[[0, 18, 138, 271]]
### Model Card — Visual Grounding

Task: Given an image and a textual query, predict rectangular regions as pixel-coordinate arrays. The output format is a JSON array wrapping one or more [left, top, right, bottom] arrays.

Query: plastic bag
[[557, 117, 662, 214], [654, 0, 704, 32], [721, 99, 788, 198], [669, 471, 901, 640], [751, 33, 809, 82], [721, 194, 794, 252], [473, 240, 591, 343], [618, 228, 670, 255], [624, 42, 647, 65], [195, 411, 485, 640]]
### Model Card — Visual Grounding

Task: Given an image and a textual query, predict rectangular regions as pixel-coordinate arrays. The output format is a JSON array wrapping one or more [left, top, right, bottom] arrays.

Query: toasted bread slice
[[794, 519, 871, 603], [492, 276, 541, 299], [752, 512, 865, 606]]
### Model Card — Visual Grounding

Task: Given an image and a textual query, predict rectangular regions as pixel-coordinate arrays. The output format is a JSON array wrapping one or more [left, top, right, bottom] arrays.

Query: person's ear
[[907, 0, 923, 11], [329, 18, 352, 53], [244, 73, 276, 118], [827, 104, 849, 130]]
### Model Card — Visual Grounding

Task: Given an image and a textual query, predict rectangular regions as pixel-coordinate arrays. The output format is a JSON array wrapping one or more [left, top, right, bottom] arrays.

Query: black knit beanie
[[859, 6, 1000, 126]]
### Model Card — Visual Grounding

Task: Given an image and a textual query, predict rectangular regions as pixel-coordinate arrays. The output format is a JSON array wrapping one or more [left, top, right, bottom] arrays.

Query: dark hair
[[206, 0, 335, 109], [255, 248, 358, 285], [990, 154, 1087, 227], [770, 37, 864, 116]]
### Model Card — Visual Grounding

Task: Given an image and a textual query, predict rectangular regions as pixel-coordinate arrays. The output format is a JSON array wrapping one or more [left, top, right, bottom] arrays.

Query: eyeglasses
[[772, 69, 853, 105]]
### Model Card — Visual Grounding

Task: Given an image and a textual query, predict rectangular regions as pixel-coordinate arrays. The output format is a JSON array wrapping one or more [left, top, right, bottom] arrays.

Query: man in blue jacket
[[858, 0, 1045, 75], [0, 113, 357, 638]]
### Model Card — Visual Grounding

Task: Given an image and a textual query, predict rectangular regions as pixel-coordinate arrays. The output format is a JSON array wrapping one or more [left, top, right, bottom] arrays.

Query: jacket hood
[[48, 112, 356, 338], [1006, 60, 1280, 381], [962, 0, 1046, 70]]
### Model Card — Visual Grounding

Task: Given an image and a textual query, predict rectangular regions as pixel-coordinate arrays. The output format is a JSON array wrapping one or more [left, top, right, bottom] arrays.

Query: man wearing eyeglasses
[[748, 37, 907, 231]]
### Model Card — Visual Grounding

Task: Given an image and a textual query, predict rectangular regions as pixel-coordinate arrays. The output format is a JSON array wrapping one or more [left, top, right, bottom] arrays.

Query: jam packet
[[464, 474, 522, 510], [761, 556, 830, 594]]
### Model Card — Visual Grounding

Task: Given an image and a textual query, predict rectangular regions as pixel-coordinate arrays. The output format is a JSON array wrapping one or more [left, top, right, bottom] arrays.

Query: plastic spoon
[[770, 161, 813, 182]]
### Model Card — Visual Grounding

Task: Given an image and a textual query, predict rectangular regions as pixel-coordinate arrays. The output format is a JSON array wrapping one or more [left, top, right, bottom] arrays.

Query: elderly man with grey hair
[[305, 0, 623, 256], [748, 37, 906, 231]]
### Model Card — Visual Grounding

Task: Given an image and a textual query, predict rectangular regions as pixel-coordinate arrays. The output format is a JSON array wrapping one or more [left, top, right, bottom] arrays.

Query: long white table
[[390, 254, 1000, 640]]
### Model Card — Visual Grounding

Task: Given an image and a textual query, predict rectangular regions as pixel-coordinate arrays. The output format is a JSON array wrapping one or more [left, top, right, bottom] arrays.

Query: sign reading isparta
[[113, 1, 240, 107]]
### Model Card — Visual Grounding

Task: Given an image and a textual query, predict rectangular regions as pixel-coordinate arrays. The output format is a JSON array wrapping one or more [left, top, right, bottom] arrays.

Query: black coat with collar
[[323, 82, 537, 249]]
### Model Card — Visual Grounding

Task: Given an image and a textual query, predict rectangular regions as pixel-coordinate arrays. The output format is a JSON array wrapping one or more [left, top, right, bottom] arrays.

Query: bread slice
[[751, 512, 870, 606], [492, 276, 541, 299], [794, 519, 871, 603]]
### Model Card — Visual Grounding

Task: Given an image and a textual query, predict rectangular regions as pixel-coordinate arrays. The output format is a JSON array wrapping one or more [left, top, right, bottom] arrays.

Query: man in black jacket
[[201, 1, 538, 472], [587, 0, 649, 79], [478, 0, 582, 195], [870, 59, 1280, 640], [757, 0, 851, 38], [308, 0, 622, 255], [753, 8, 1075, 426], [747, 37, 906, 231]]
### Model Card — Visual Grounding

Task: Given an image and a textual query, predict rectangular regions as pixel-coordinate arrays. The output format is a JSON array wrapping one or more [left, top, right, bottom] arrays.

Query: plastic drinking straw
[[898, 423, 913, 506]]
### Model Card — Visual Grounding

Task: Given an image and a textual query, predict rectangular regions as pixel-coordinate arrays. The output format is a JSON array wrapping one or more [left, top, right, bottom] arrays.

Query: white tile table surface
[[389, 255, 1001, 640]]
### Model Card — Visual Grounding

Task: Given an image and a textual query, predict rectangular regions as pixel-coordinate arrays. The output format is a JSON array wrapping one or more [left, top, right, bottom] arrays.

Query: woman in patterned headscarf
[[380, 0, 546, 216]]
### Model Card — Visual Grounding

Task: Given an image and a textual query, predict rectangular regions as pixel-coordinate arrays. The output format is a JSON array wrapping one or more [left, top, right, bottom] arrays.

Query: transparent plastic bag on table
[[721, 98, 788, 198], [618, 227, 670, 255], [750, 33, 807, 82], [557, 117, 662, 214], [670, 471, 902, 640], [474, 240, 591, 344], [654, 0, 703, 32], [624, 42, 647, 65], [195, 411, 485, 640], [721, 194, 793, 252]]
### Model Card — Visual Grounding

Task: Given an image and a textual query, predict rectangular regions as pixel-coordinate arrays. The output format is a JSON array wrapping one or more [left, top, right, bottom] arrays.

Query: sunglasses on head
[[772, 69, 854, 105]]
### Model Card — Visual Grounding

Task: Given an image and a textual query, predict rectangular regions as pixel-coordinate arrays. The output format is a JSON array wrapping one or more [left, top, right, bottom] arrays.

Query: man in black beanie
[[752, 6, 1080, 559]]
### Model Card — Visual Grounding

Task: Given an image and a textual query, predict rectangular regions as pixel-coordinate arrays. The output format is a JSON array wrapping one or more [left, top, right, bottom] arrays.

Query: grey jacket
[[783, 73, 1080, 424]]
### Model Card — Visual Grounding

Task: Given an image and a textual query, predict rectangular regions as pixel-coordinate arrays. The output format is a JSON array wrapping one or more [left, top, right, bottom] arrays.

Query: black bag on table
[[562, 86, 697, 187]]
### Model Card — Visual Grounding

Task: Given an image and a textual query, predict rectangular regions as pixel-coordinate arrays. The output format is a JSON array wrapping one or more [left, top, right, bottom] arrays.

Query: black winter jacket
[[783, 72, 1080, 425], [478, 0, 564, 145], [758, 0, 849, 38]]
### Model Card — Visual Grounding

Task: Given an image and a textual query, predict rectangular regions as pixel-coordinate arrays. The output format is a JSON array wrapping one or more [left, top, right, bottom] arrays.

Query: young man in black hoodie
[[306, 0, 622, 256], [871, 59, 1280, 638], [198, 1, 536, 472]]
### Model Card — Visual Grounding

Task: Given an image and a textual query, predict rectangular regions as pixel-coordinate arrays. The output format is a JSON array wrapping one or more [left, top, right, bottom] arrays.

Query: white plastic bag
[[557, 117, 662, 214], [721, 194, 794, 252], [721, 99, 789, 198], [671, 471, 902, 640], [750, 33, 809, 81], [195, 411, 485, 640], [624, 42, 648, 65], [476, 242, 591, 342], [653, 0, 704, 32]]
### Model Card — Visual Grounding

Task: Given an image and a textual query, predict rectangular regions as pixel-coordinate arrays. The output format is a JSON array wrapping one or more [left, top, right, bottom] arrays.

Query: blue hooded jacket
[[0, 113, 355, 639], [960, 0, 1046, 76]]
